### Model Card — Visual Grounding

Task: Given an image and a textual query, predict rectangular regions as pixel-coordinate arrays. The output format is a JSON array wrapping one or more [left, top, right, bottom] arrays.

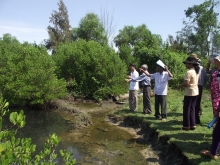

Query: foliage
[[114, 24, 160, 49], [118, 45, 135, 69], [47, 0, 72, 50], [211, 28, 220, 54], [0, 99, 76, 164], [183, 0, 219, 56], [0, 37, 67, 107], [52, 39, 127, 100], [167, 34, 188, 53], [73, 13, 108, 45]]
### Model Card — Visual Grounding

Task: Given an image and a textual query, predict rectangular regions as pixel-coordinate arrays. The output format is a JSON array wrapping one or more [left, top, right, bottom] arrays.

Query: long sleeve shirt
[[150, 71, 172, 95], [131, 73, 151, 86], [129, 70, 139, 90]]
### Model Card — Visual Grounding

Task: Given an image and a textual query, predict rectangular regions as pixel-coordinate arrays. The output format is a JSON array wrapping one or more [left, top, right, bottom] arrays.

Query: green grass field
[[113, 88, 220, 165]]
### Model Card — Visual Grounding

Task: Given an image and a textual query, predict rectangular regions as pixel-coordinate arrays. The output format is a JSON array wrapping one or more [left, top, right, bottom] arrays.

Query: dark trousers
[[195, 85, 203, 124], [155, 94, 167, 118], [143, 86, 152, 113], [210, 118, 220, 155], [183, 96, 197, 127]]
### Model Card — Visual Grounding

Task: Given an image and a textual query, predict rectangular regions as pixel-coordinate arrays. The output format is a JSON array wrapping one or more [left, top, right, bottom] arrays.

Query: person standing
[[200, 55, 220, 160], [140, 60, 173, 121], [127, 63, 139, 112], [178, 57, 199, 130], [126, 64, 152, 114], [206, 55, 220, 115], [190, 54, 208, 124]]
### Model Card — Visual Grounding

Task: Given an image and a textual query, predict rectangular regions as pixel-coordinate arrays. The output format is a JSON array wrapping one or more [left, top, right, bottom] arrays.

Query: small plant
[[0, 98, 76, 165], [73, 111, 93, 129]]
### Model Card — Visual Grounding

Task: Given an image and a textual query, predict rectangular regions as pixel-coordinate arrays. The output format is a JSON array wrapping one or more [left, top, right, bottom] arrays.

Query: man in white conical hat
[[140, 60, 173, 121]]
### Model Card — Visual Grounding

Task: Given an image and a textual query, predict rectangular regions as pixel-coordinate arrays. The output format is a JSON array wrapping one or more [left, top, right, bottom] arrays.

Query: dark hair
[[183, 57, 199, 74], [194, 64, 200, 74], [129, 63, 136, 68]]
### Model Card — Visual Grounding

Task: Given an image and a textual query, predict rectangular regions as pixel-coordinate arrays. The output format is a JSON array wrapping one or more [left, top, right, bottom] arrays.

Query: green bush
[[0, 98, 76, 164], [52, 39, 128, 100], [0, 39, 67, 107]]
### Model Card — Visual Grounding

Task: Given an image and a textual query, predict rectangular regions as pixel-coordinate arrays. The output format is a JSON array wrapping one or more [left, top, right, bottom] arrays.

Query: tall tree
[[100, 7, 117, 46], [168, 34, 187, 53], [75, 13, 108, 45], [184, 0, 219, 56], [114, 24, 159, 49], [211, 28, 220, 54], [47, 0, 71, 50]]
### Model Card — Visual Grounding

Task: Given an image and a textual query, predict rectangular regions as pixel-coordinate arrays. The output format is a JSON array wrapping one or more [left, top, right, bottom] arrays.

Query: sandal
[[200, 150, 218, 160]]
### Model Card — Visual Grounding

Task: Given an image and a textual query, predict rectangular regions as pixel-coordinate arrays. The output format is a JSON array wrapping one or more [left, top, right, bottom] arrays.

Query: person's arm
[[178, 71, 190, 88], [139, 68, 151, 77], [131, 74, 146, 82], [178, 80, 190, 88], [165, 66, 173, 77]]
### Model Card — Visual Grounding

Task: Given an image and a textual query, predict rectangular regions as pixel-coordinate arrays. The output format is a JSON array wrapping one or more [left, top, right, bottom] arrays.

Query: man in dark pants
[[126, 64, 152, 114], [141, 60, 173, 121]]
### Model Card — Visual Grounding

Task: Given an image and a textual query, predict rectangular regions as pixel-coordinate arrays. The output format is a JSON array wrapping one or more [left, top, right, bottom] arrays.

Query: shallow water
[[4, 103, 161, 165]]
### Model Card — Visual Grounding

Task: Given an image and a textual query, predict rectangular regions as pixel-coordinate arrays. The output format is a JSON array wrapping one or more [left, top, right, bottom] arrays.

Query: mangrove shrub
[[0, 38, 67, 107], [52, 39, 127, 100]]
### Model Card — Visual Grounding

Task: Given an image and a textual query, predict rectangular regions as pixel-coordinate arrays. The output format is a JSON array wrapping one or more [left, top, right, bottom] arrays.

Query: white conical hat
[[156, 60, 165, 69]]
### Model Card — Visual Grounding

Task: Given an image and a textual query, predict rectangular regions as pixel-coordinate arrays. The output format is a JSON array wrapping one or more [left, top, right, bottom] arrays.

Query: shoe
[[182, 127, 190, 131], [200, 150, 218, 160], [154, 115, 160, 119], [161, 118, 166, 122], [190, 126, 196, 130], [143, 111, 152, 114]]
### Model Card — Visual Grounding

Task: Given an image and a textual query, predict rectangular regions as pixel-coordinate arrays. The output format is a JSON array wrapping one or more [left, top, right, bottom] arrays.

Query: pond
[[5, 102, 162, 165]]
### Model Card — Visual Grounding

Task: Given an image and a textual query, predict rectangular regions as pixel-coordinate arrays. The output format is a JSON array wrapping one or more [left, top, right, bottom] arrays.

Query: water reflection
[[3, 106, 156, 164]]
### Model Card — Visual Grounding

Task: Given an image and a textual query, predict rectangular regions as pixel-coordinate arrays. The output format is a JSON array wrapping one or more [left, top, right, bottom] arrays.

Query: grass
[[113, 88, 219, 165]]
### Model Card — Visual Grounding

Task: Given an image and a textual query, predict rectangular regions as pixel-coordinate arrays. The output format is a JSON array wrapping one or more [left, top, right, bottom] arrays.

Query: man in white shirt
[[127, 63, 139, 112], [140, 61, 173, 121]]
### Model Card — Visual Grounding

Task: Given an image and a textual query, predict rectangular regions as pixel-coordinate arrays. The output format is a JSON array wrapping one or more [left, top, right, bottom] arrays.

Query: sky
[[0, 0, 219, 44]]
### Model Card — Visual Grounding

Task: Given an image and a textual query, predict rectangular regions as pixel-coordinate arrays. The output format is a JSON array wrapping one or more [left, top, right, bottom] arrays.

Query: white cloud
[[0, 21, 48, 44]]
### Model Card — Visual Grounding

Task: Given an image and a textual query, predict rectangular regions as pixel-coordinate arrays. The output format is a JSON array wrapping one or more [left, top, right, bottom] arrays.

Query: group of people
[[125, 53, 220, 160], [125, 60, 173, 122]]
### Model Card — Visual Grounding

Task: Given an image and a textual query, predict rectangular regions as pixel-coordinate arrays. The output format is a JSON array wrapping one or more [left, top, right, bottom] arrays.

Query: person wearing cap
[[178, 56, 200, 130], [126, 64, 152, 114], [126, 63, 139, 112], [190, 53, 208, 124], [200, 54, 220, 160], [140, 60, 173, 121]]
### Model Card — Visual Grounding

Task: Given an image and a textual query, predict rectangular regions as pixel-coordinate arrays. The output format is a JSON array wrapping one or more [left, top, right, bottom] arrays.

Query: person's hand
[[165, 65, 168, 71], [125, 79, 130, 82], [127, 75, 131, 79], [139, 68, 144, 72]]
